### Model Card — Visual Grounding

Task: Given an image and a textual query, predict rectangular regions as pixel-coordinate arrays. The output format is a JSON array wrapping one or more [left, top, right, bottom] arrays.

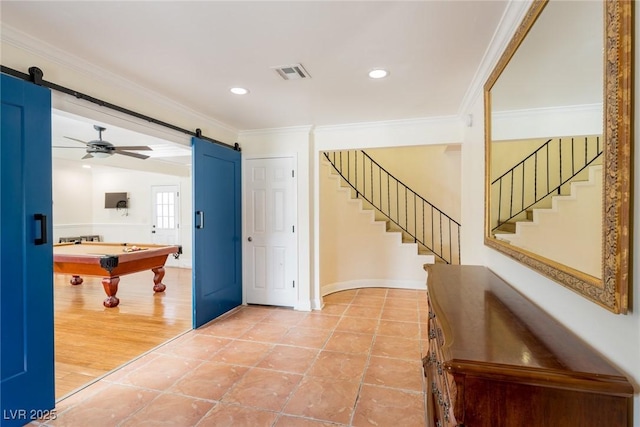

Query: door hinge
[[292, 170, 295, 178], [292, 225, 295, 233], [293, 280, 295, 288]]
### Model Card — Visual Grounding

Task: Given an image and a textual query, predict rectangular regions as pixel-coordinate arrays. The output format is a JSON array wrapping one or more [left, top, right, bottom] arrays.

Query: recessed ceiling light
[[230, 87, 249, 95], [82, 164, 91, 169], [368, 69, 389, 79]]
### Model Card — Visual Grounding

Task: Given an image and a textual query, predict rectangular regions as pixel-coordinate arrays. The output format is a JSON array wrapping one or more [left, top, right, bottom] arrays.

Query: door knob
[[247, 237, 253, 242]]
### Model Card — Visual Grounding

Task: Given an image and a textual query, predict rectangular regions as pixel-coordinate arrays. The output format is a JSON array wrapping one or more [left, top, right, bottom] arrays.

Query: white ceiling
[[2, 1, 510, 169], [1, 1, 508, 131], [51, 111, 193, 169]]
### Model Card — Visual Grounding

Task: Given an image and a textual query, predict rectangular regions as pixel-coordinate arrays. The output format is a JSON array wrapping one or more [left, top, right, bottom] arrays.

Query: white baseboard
[[311, 297, 324, 311], [321, 279, 426, 296], [294, 300, 312, 312]]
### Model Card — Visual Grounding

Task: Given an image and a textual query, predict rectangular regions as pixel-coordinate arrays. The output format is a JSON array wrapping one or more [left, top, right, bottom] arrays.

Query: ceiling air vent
[[272, 63, 311, 80]]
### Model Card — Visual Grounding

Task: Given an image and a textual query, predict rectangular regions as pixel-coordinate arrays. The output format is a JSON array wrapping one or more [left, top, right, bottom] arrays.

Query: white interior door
[[244, 157, 297, 307], [151, 185, 180, 246]]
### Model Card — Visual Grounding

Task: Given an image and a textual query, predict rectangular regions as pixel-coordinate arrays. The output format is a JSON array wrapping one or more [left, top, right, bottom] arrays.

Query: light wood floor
[[54, 267, 192, 399]]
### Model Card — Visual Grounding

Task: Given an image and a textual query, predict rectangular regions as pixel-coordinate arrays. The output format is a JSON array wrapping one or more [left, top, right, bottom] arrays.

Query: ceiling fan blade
[[114, 150, 149, 160], [64, 136, 89, 145], [52, 146, 85, 149], [82, 153, 94, 159], [114, 145, 152, 151]]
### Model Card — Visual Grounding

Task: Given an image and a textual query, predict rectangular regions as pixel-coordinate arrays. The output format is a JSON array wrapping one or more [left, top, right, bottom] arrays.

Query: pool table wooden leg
[[152, 267, 167, 293], [70, 275, 83, 285], [101, 276, 120, 308]]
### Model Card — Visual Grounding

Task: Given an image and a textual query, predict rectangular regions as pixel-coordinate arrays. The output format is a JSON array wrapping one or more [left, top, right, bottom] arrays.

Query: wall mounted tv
[[105, 192, 128, 209]]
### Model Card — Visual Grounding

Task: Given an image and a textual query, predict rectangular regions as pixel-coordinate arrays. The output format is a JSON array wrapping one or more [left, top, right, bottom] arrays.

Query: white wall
[[492, 104, 602, 141], [52, 160, 193, 268], [52, 158, 94, 240], [366, 144, 461, 222]]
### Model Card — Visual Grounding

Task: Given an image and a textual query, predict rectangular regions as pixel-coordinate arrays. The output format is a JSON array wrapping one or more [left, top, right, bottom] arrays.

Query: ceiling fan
[[56, 125, 152, 160]]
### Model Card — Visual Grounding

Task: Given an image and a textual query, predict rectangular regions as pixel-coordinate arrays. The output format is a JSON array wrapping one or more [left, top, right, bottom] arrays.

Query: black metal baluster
[[521, 162, 525, 214], [497, 179, 503, 226], [439, 212, 443, 259], [379, 164, 382, 211], [412, 191, 418, 243], [387, 172, 390, 220], [404, 186, 408, 229], [355, 151, 360, 197], [558, 139, 562, 194], [370, 156, 374, 205], [546, 143, 550, 195], [448, 220, 452, 264], [571, 137, 575, 176], [347, 151, 350, 188], [431, 206, 435, 251], [420, 204, 425, 251], [584, 136, 588, 166], [396, 179, 399, 226], [534, 152, 538, 203], [509, 170, 514, 218]]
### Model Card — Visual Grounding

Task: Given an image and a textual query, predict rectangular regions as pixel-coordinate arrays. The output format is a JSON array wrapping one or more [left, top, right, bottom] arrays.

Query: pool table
[[53, 242, 182, 307]]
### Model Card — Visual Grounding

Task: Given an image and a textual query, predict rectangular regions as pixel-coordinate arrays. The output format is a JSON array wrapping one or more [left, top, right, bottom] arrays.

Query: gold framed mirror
[[484, 0, 632, 314]]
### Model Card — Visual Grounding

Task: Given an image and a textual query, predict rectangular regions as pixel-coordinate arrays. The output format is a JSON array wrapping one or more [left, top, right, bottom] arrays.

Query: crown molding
[[457, 0, 533, 117], [1, 24, 238, 137], [238, 125, 314, 137], [493, 103, 602, 120], [314, 115, 460, 133]]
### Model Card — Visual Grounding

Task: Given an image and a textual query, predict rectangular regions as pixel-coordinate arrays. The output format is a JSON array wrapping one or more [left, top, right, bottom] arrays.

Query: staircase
[[494, 164, 602, 277], [320, 159, 435, 293], [360, 198, 435, 257], [323, 150, 460, 264]]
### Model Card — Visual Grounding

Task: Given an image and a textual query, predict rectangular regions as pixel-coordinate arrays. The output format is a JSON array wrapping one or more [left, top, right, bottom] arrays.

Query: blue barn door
[[192, 137, 242, 328], [1, 74, 54, 426]]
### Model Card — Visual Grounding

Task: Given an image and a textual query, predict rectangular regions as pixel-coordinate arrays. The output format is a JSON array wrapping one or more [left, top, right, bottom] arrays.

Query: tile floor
[[36, 287, 430, 426]]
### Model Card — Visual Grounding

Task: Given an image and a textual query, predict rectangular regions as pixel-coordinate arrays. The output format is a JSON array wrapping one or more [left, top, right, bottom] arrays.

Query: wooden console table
[[423, 264, 633, 427]]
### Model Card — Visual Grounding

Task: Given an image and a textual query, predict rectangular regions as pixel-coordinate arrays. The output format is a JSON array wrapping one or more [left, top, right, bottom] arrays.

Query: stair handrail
[[324, 150, 461, 264], [491, 136, 602, 232]]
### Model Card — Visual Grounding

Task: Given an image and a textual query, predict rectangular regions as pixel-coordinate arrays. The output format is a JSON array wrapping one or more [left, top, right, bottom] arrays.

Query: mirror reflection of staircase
[[490, 135, 603, 278]]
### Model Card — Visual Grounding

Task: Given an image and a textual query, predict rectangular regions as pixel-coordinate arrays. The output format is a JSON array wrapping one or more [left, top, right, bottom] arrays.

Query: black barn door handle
[[34, 213, 48, 245], [196, 211, 205, 229]]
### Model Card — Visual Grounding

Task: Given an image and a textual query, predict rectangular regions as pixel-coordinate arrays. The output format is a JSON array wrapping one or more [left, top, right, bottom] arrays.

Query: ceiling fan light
[[92, 152, 111, 159]]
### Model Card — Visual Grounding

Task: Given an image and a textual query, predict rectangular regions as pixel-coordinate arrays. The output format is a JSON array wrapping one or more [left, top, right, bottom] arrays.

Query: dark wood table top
[[425, 264, 633, 395]]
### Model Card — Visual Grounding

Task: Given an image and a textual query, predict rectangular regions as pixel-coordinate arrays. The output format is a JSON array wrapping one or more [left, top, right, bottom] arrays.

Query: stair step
[[330, 166, 447, 263], [495, 218, 533, 234], [495, 222, 516, 233]]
